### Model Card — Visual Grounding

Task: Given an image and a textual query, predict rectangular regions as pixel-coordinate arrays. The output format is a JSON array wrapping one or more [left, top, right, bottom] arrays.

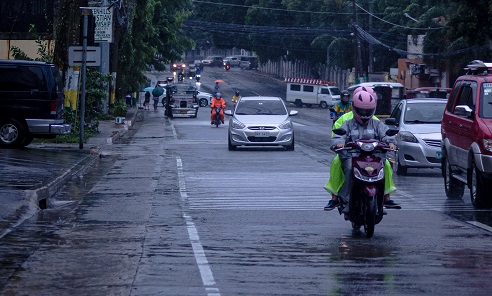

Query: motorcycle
[[224, 62, 231, 71], [195, 74, 201, 82], [331, 128, 398, 238], [212, 106, 223, 127]]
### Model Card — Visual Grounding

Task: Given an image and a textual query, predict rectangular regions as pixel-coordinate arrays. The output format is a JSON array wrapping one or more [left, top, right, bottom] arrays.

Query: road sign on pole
[[68, 46, 101, 66], [92, 7, 114, 42]]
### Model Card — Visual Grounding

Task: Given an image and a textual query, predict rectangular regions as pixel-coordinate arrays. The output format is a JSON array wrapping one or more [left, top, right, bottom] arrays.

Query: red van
[[441, 60, 492, 208]]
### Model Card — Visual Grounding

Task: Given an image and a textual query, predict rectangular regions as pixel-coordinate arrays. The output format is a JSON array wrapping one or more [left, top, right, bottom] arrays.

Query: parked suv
[[441, 60, 492, 208], [0, 60, 71, 147]]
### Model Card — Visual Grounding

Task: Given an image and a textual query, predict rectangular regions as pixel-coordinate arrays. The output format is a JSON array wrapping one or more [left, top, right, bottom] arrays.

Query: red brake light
[[51, 101, 57, 115]]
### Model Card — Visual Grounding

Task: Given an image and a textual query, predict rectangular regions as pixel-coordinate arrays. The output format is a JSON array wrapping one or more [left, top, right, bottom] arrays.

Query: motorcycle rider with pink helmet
[[331, 90, 397, 215]]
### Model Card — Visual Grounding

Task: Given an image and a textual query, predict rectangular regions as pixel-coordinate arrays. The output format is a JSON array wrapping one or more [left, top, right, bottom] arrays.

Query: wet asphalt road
[[1, 67, 492, 295]]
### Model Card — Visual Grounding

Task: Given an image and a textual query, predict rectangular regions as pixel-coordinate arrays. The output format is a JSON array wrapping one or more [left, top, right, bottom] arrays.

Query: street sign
[[68, 46, 101, 66], [92, 7, 114, 42]]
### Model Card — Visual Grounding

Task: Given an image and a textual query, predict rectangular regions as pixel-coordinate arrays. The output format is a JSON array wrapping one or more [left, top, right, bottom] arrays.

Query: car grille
[[249, 126, 276, 130], [247, 136, 277, 142], [423, 139, 441, 148]]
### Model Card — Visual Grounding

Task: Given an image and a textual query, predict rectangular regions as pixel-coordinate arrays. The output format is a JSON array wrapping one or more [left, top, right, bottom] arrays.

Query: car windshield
[[330, 88, 341, 96], [481, 83, 492, 118], [404, 102, 445, 123], [235, 100, 287, 115]]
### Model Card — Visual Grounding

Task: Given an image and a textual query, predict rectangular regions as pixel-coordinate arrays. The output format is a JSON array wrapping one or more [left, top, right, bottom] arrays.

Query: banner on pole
[[92, 7, 114, 43]]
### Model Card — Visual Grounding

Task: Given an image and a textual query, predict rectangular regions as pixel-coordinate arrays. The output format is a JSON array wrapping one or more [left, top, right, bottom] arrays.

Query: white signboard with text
[[92, 7, 114, 43]]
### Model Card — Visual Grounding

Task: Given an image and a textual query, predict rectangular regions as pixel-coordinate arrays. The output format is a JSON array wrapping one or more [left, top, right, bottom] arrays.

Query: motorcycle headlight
[[231, 118, 246, 129], [354, 167, 384, 182], [278, 119, 292, 130], [399, 131, 418, 143], [357, 141, 377, 152]]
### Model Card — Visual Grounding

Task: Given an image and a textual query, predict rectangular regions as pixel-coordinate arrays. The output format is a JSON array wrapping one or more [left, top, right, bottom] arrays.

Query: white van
[[285, 77, 341, 108]]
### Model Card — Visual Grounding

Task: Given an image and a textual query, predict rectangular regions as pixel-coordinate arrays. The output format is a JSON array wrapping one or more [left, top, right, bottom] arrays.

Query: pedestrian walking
[[144, 91, 151, 110], [152, 84, 164, 111], [214, 82, 220, 94]]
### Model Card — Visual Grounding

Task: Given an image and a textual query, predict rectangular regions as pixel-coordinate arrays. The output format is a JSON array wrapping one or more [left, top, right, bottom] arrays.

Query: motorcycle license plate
[[436, 151, 442, 160], [255, 132, 269, 137]]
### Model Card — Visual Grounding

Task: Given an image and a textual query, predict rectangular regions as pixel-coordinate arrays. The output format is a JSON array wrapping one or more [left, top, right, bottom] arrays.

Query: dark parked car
[[0, 60, 71, 147]]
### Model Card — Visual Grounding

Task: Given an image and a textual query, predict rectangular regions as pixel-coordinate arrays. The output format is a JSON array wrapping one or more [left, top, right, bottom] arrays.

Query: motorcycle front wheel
[[364, 198, 377, 238]]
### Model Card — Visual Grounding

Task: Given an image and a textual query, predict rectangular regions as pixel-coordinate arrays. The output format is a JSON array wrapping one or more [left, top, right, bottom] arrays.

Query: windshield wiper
[[405, 120, 440, 124]]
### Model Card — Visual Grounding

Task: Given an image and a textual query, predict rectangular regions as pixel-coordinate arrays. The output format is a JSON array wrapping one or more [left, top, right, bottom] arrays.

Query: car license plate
[[180, 110, 188, 114], [255, 132, 269, 137], [436, 151, 442, 160]]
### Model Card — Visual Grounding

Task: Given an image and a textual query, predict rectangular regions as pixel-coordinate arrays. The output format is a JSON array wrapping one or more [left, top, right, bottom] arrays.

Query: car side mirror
[[385, 117, 398, 126], [332, 128, 346, 136], [289, 110, 298, 116], [454, 105, 473, 118], [224, 110, 233, 116]]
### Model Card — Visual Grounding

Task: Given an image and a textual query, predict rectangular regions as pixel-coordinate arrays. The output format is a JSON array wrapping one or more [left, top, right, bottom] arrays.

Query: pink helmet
[[353, 85, 377, 98], [352, 90, 376, 125]]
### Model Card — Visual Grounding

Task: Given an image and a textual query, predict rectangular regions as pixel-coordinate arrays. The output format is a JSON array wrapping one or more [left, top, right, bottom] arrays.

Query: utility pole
[[100, 0, 111, 114], [368, 0, 374, 75], [352, 0, 362, 84], [79, 9, 90, 149]]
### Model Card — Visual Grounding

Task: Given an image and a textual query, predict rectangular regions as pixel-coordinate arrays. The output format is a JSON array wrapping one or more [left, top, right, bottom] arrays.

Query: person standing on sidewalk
[[144, 91, 151, 110], [152, 84, 164, 111]]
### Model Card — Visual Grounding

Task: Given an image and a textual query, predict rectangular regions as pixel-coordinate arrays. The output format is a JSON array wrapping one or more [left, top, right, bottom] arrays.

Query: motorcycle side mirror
[[386, 129, 398, 137], [332, 128, 346, 136]]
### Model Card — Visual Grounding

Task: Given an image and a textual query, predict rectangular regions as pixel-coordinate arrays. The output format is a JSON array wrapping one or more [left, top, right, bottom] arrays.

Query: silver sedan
[[385, 98, 447, 175], [225, 96, 297, 150]]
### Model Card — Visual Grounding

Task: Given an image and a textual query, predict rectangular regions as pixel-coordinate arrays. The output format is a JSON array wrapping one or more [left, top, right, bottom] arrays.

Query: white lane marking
[[466, 221, 492, 233], [170, 122, 178, 139], [177, 157, 220, 295]]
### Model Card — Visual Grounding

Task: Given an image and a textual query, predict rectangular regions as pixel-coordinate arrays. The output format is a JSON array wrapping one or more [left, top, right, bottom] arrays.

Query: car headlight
[[278, 119, 292, 129], [484, 139, 492, 152], [399, 131, 418, 143], [231, 118, 246, 129]]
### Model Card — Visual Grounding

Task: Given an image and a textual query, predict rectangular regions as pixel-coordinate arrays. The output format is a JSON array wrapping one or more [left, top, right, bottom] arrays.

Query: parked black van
[[0, 60, 71, 147]]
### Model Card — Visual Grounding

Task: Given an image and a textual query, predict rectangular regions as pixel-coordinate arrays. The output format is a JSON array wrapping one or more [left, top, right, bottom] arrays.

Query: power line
[[354, 24, 482, 57], [192, 0, 353, 15], [355, 3, 441, 31]]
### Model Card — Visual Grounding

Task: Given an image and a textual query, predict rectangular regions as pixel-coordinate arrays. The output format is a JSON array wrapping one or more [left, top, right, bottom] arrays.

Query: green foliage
[[114, 0, 193, 100], [110, 99, 128, 117], [10, 24, 54, 62]]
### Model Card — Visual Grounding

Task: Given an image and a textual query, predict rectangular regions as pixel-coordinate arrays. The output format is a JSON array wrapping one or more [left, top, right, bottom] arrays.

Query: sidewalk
[[0, 108, 140, 238]]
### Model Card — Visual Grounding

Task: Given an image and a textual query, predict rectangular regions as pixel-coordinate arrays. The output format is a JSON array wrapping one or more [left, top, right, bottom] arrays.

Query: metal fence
[[258, 59, 352, 90]]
